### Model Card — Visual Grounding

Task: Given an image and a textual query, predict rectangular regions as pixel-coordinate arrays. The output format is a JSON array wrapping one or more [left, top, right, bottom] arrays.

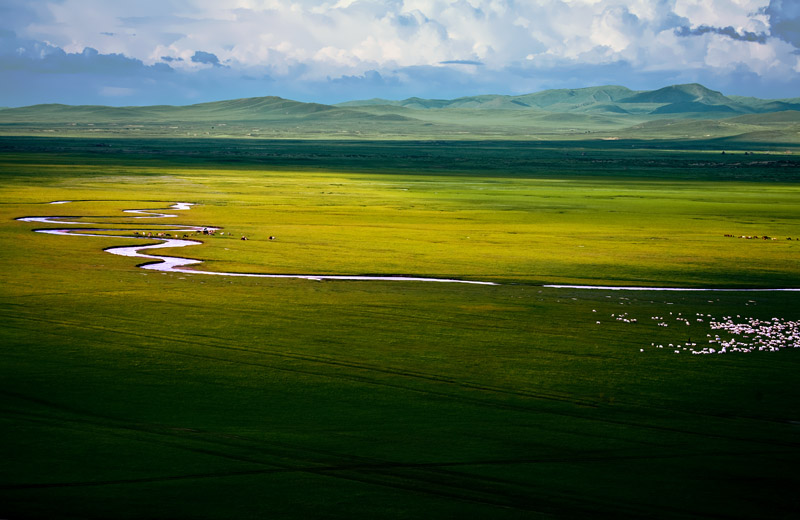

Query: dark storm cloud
[[191, 50, 221, 67], [2, 45, 167, 75], [763, 0, 800, 47], [1, 30, 171, 75], [675, 25, 767, 44], [0, 31, 181, 105]]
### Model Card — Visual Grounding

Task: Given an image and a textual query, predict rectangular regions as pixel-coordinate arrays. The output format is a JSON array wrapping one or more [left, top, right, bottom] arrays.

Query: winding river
[[16, 201, 799, 291], [18, 202, 496, 285]]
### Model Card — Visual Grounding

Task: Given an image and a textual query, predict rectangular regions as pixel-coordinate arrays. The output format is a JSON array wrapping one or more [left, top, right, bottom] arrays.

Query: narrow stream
[[16, 201, 799, 291], [18, 202, 496, 285]]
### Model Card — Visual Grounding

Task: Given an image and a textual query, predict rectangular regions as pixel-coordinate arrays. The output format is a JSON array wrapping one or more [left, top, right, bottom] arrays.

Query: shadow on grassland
[[0, 136, 798, 182]]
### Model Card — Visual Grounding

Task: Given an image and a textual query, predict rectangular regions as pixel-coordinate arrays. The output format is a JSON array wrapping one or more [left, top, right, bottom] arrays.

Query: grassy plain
[[1, 138, 799, 519]]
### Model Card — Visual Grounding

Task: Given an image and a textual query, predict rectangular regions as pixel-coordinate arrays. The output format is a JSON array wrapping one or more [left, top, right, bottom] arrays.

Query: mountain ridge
[[4, 83, 799, 120], [335, 83, 800, 115], [2, 83, 799, 142]]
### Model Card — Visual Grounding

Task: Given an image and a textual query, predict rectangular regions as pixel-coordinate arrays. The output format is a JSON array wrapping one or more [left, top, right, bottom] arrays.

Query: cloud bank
[[1, 0, 799, 106]]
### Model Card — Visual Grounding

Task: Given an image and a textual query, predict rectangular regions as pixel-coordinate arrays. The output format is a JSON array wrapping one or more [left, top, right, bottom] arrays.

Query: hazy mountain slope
[[650, 102, 740, 114], [728, 110, 800, 124], [728, 96, 800, 113], [338, 84, 795, 117], [615, 110, 800, 142], [0, 104, 163, 122], [171, 96, 337, 118], [583, 103, 632, 114], [2, 84, 799, 141], [0, 96, 338, 123], [510, 85, 635, 109], [620, 84, 730, 105], [338, 86, 639, 112]]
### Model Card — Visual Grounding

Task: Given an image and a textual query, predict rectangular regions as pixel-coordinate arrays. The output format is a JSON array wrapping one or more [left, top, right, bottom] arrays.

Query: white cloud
[[12, 1, 786, 69], [3, 0, 799, 102], [673, 0, 770, 32]]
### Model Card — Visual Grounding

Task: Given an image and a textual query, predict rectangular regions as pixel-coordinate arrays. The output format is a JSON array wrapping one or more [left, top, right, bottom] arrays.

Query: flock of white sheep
[[600, 308, 799, 355]]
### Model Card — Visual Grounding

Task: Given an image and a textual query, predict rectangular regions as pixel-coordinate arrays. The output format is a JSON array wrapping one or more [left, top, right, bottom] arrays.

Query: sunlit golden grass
[[4, 159, 799, 287]]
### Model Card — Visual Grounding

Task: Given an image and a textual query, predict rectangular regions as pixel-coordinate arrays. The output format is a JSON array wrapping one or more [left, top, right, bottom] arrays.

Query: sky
[[1, 0, 798, 106]]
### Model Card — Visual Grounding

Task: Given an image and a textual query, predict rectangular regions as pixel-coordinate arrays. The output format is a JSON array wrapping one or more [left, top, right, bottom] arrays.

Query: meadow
[[1, 138, 799, 519]]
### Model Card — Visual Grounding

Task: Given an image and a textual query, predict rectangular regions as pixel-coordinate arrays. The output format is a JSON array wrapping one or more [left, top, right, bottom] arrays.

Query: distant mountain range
[[337, 84, 800, 115], [1, 83, 799, 141]]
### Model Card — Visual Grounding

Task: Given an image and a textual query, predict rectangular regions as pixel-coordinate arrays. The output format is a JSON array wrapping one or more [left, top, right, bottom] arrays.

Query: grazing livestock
[[629, 309, 799, 355]]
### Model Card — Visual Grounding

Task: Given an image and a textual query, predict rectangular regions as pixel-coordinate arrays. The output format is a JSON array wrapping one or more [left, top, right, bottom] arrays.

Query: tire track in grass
[[4, 326, 792, 518], [3, 313, 796, 450], [5, 396, 754, 517], [0, 310, 597, 408], [2, 402, 558, 515], [7, 305, 798, 433], [0, 316, 672, 480], [2, 309, 792, 435], [1, 410, 764, 520]]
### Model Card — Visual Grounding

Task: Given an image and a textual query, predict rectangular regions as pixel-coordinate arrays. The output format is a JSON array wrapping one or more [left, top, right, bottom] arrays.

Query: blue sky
[[1, 0, 798, 106]]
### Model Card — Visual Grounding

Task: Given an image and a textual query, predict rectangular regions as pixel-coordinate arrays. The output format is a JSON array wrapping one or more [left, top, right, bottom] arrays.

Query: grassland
[[1, 138, 799, 519]]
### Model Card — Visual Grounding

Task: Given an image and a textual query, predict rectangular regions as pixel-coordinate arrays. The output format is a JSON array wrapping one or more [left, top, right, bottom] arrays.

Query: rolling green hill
[[338, 84, 797, 116], [620, 83, 728, 104], [0, 96, 337, 123], [337, 85, 638, 112], [1, 84, 799, 142]]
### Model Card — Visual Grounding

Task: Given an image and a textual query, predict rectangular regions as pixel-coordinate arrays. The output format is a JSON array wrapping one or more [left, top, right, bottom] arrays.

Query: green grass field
[[2, 138, 799, 519]]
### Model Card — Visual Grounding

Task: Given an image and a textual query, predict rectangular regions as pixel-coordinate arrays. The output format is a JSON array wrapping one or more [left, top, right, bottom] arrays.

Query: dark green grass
[[1, 136, 798, 179], [3, 271, 799, 519], [1, 139, 799, 519]]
